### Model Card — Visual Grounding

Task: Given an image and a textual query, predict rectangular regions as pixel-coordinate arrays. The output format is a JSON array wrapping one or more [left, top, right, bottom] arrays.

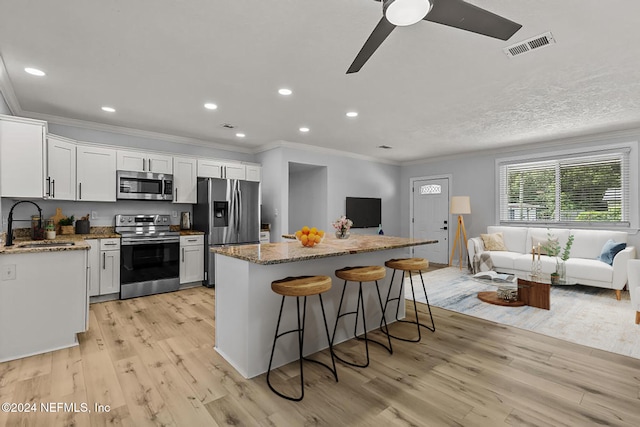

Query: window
[[499, 150, 630, 226]]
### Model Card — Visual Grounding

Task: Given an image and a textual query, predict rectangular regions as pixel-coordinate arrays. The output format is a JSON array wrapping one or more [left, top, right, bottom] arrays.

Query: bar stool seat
[[382, 257, 435, 343], [332, 266, 392, 368], [267, 275, 338, 401]]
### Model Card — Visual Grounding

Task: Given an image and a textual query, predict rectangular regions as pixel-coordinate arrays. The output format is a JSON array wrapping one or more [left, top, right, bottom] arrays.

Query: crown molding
[[401, 126, 640, 166], [253, 140, 400, 166], [19, 110, 255, 154], [0, 56, 22, 115]]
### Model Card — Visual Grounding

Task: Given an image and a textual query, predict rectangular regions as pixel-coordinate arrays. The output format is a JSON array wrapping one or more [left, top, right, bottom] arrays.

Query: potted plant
[[543, 231, 574, 284], [58, 215, 75, 235]]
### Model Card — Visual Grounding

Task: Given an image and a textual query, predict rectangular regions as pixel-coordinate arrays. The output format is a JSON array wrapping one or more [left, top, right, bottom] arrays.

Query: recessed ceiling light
[[204, 103, 218, 110], [346, 111, 359, 118], [236, 133, 246, 138], [378, 145, 393, 149], [299, 127, 310, 133], [24, 67, 45, 77], [101, 106, 116, 113], [278, 88, 292, 96]]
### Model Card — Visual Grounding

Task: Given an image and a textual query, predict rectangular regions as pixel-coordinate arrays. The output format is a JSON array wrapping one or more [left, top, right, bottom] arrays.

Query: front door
[[412, 177, 449, 265]]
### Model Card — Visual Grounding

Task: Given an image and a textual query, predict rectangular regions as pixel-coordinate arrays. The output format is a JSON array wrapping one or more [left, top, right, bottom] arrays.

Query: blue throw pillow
[[597, 239, 627, 265]]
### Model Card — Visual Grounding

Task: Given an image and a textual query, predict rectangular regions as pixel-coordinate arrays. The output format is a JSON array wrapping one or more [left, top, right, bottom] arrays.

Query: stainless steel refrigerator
[[193, 177, 260, 287]]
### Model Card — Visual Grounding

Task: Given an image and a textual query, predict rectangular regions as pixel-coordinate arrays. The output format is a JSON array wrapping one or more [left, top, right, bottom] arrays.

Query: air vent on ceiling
[[220, 123, 236, 129], [504, 31, 556, 58]]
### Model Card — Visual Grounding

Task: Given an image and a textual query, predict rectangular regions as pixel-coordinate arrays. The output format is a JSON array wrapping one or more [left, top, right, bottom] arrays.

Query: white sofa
[[468, 226, 636, 300]]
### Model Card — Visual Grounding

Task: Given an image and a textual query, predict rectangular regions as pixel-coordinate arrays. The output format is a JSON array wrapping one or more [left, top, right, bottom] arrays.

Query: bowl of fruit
[[295, 226, 325, 247]]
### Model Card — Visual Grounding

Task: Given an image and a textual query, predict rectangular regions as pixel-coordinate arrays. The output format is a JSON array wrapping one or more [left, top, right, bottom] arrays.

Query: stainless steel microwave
[[117, 171, 173, 201]]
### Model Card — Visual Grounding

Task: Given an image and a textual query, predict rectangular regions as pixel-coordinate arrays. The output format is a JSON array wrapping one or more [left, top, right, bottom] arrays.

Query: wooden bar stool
[[266, 275, 338, 401], [381, 258, 435, 342], [331, 266, 392, 368]]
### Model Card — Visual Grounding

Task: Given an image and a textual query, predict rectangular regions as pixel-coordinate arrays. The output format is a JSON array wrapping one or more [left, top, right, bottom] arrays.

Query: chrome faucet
[[6, 200, 42, 246]]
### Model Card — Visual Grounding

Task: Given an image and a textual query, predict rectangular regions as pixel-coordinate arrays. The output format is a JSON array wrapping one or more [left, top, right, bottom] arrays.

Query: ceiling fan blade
[[347, 17, 396, 74], [425, 0, 522, 41]]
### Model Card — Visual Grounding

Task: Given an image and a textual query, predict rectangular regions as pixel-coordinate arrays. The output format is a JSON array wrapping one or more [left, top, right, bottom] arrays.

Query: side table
[[517, 277, 550, 310]]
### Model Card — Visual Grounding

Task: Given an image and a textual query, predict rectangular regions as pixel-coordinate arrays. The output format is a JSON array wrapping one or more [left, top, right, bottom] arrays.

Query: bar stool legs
[[267, 276, 338, 402], [331, 278, 393, 368], [382, 264, 435, 342]]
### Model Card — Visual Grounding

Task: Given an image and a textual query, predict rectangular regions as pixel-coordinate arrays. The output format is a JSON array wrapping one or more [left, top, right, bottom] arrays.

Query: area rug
[[407, 267, 640, 359]]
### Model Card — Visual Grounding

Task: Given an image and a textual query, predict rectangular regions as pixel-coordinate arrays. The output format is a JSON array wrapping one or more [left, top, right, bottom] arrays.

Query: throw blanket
[[470, 238, 494, 274]]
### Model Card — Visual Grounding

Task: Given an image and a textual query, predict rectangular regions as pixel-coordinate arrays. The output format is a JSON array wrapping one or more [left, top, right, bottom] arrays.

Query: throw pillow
[[531, 236, 558, 255], [597, 239, 627, 265], [480, 232, 507, 251]]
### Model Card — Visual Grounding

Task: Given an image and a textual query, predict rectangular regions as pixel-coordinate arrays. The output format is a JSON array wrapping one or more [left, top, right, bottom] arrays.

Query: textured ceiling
[[1, 0, 640, 162]]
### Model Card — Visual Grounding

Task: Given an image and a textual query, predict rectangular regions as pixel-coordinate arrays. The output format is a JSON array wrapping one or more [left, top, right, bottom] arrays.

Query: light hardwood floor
[[1, 285, 639, 426]]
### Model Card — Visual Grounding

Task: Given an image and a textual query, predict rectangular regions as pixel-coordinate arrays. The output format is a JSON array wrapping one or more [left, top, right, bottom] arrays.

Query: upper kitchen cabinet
[[46, 134, 76, 200], [77, 145, 117, 201], [246, 165, 261, 182], [173, 157, 197, 203], [0, 115, 46, 198], [197, 159, 246, 180], [116, 150, 173, 174]]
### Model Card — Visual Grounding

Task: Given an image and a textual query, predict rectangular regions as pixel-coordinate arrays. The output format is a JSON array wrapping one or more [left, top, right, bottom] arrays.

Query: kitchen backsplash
[[1, 198, 192, 231]]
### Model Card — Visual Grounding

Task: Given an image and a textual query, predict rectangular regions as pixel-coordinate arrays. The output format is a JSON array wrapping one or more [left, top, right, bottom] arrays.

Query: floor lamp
[[449, 196, 471, 269]]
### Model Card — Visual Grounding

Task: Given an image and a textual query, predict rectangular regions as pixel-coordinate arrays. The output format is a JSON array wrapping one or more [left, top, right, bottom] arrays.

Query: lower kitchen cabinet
[[88, 238, 121, 297], [180, 235, 204, 284]]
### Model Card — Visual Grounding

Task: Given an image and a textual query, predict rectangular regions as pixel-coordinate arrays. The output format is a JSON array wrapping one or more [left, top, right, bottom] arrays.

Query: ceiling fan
[[347, 0, 522, 74]]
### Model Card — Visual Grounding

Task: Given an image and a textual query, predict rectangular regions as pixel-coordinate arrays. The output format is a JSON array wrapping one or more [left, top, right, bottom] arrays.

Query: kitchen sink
[[16, 241, 76, 248]]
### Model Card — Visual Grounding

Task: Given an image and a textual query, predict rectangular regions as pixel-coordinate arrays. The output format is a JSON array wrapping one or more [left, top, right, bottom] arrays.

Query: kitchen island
[[212, 235, 437, 378]]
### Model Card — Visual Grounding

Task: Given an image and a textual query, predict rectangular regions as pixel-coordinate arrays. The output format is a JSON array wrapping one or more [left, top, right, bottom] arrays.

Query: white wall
[[288, 164, 327, 233], [401, 129, 640, 249], [258, 144, 400, 242]]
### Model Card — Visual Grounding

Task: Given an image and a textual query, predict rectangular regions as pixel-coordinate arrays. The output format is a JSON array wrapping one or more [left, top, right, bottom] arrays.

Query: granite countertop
[[211, 234, 438, 265], [0, 228, 118, 255], [179, 230, 205, 236]]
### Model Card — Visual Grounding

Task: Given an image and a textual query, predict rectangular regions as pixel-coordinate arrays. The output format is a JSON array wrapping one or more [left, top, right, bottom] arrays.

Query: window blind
[[499, 150, 629, 225]]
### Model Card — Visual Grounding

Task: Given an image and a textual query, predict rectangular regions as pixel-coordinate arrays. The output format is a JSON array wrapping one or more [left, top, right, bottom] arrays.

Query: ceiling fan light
[[384, 0, 431, 27]]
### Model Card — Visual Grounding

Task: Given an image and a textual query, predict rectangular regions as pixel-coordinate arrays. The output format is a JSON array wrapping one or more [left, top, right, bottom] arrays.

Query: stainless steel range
[[116, 214, 180, 299]]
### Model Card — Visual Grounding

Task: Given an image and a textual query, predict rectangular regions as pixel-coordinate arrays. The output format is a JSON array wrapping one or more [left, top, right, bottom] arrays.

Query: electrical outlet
[[172, 211, 178, 218], [1, 264, 16, 281], [91, 211, 98, 220]]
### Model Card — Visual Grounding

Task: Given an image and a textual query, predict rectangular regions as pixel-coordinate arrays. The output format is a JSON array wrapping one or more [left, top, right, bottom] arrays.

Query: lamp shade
[[384, 0, 431, 27], [451, 196, 471, 215]]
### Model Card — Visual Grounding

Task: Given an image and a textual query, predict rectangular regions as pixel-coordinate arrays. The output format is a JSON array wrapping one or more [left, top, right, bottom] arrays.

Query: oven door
[[120, 240, 180, 299], [117, 171, 173, 201]]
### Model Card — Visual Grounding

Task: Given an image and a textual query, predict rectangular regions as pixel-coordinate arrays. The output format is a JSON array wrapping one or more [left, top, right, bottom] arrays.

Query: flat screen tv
[[346, 197, 381, 228]]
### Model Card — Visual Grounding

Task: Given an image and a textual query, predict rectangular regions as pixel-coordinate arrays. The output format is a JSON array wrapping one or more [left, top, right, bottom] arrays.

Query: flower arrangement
[[542, 230, 574, 281], [332, 216, 353, 237]]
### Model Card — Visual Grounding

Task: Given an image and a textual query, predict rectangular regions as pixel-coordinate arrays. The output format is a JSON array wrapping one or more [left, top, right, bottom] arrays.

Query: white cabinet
[[0, 115, 46, 198], [98, 238, 121, 295], [116, 150, 173, 174], [77, 145, 117, 201], [246, 165, 261, 182], [88, 238, 121, 297], [46, 135, 76, 200], [173, 157, 197, 203], [87, 240, 100, 297], [197, 159, 246, 180], [180, 235, 204, 284]]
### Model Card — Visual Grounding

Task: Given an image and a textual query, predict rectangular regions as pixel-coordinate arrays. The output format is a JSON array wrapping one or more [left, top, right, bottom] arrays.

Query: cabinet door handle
[[79, 182, 82, 199], [103, 243, 118, 246], [103, 252, 106, 269], [187, 238, 197, 242], [143, 158, 146, 171], [52, 179, 55, 198], [148, 159, 152, 171], [182, 247, 185, 262], [46, 177, 51, 197], [175, 188, 178, 202]]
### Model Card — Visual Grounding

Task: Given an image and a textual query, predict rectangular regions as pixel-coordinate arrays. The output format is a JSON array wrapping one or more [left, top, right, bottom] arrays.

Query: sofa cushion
[[513, 254, 558, 275], [565, 258, 613, 283], [487, 251, 521, 270], [481, 233, 507, 251], [597, 239, 627, 265], [569, 229, 628, 259], [526, 228, 571, 257], [487, 226, 528, 253]]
